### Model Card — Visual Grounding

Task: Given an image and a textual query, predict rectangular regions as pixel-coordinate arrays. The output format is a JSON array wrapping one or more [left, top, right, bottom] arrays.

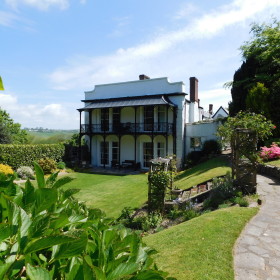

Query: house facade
[[78, 75, 214, 169]]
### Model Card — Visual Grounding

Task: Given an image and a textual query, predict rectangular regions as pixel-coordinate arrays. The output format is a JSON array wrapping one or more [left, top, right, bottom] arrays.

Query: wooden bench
[[121, 160, 136, 169]]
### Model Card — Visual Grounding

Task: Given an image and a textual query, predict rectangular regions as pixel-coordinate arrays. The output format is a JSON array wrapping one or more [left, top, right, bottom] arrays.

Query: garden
[[0, 111, 278, 279]]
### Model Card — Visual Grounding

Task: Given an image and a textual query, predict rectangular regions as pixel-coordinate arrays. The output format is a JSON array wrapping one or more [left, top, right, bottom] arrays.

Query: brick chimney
[[209, 104, 213, 115], [190, 77, 198, 102], [139, 74, 150, 80]]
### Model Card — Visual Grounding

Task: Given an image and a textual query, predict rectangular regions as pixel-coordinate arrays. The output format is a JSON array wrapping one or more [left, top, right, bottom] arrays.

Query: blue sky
[[0, 0, 279, 129]]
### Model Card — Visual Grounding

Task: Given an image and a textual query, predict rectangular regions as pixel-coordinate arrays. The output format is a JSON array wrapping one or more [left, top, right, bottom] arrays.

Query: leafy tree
[[0, 76, 4, 90], [229, 19, 280, 121], [217, 111, 275, 145], [0, 108, 28, 144], [245, 82, 270, 118]]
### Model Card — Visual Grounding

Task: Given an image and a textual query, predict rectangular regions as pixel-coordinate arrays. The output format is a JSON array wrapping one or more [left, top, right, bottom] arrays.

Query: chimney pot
[[139, 74, 150, 80], [190, 77, 198, 102], [209, 104, 213, 114]]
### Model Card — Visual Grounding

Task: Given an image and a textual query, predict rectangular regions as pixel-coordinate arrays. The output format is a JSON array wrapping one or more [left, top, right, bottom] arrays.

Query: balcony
[[81, 122, 174, 135]]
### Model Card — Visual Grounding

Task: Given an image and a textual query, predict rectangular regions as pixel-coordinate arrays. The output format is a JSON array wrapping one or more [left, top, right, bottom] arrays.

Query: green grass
[[63, 172, 148, 218], [175, 156, 231, 189], [144, 207, 258, 280]]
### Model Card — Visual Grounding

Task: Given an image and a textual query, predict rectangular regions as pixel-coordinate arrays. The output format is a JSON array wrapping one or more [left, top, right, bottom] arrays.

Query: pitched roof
[[78, 95, 176, 111]]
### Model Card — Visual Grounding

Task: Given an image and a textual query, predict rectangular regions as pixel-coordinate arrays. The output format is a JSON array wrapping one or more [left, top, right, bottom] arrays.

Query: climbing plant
[[148, 157, 177, 213]]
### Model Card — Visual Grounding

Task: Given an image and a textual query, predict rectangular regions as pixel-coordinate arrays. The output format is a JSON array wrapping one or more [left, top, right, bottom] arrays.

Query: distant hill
[[26, 129, 78, 144]]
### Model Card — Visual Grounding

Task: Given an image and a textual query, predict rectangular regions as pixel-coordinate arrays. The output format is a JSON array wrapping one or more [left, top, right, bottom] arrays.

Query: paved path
[[234, 175, 280, 280]]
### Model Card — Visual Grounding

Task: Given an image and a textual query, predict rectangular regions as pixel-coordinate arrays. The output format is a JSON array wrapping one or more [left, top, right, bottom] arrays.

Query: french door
[[143, 142, 153, 168]]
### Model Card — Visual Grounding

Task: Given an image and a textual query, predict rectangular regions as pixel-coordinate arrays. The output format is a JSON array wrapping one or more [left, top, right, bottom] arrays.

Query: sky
[[0, 0, 279, 129]]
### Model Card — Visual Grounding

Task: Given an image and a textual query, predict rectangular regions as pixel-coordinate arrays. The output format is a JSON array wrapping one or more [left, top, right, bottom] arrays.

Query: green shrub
[[183, 209, 200, 221], [141, 213, 163, 232], [0, 143, 64, 169], [202, 140, 221, 155], [16, 166, 34, 179], [204, 173, 237, 209], [57, 161, 66, 170], [234, 197, 249, 207], [38, 158, 57, 174]]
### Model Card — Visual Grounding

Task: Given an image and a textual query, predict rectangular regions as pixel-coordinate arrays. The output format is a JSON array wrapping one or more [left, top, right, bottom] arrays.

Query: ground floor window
[[100, 141, 109, 165], [157, 142, 165, 157], [143, 142, 153, 168], [112, 141, 119, 162], [190, 137, 202, 149]]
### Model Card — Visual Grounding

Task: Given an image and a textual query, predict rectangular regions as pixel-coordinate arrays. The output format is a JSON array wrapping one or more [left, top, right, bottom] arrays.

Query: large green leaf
[[22, 180, 35, 208], [26, 263, 51, 280], [52, 232, 87, 260], [0, 263, 12, 279], [29, 214, 51, 238], [33, 161, 46, 189], [24, 234, 77, 254], [107, 262, 139, 280], [52, 176, 75, 189], [35, 188, 58, 213], [66, 263, 83, 280], [0, 224, 12, 242], [46, 171, 59, 188], [130, 270, 169, 280]]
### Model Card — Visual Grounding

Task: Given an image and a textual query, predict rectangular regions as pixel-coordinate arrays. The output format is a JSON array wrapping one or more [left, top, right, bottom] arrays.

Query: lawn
[[175, 156, 231, 189], [63, 172, 148, 217], [62, 156, 231, 218], [144, 206, 258, 280]]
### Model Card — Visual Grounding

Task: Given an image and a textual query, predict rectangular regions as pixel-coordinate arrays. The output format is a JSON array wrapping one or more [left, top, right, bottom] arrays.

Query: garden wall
[[257, 164, 280, 179]]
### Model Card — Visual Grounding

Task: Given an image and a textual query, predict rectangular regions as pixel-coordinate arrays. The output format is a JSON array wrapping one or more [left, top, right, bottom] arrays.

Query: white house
[[78, 75, 220, 169]]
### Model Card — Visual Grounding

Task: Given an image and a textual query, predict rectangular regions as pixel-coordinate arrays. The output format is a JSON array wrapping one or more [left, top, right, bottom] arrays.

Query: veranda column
[[173, 108, 177, 155], [134, 107, 137, 165]]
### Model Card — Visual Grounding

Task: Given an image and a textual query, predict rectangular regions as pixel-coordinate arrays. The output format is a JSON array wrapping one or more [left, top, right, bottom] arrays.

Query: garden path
[[234, 174, 280, 280]]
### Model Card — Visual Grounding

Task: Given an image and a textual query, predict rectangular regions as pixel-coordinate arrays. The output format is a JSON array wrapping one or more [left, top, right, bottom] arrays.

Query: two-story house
[[78, 75, 213, 169]]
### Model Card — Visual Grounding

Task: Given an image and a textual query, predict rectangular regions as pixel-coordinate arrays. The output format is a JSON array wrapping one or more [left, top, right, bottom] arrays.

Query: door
[[101, 108, 109, 131], [100, 141, 109, 165], [143, 142, 153, 168]]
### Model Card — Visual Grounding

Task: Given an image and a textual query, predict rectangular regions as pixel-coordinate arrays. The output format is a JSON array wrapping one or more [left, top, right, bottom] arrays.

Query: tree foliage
[[245, 82, 270, 118], [217, 111, 275, 145], [229, 19, 280, 125], [0, 108, 28, 144], [0, 76, 4, 90]]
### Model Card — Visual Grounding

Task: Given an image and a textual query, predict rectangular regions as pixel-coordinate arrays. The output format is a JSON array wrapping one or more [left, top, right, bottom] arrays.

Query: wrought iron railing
[[80, 122, 174, 134]]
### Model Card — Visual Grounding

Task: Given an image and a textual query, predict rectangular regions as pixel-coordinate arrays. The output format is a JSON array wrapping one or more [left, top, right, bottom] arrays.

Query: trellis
[[231, 128, 257, 193], [147, 157, 176, 213]]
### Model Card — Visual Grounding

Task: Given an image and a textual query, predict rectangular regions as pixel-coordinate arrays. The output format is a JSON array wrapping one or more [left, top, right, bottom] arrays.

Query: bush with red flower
[[260, 143, 280, 161]]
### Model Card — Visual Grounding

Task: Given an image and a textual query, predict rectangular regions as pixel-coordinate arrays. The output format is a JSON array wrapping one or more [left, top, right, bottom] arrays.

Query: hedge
[[0, 144, 65, 169]]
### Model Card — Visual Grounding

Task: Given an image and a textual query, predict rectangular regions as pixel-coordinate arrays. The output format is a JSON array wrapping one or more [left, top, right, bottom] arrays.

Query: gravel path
[[234, 174, 280, 280]]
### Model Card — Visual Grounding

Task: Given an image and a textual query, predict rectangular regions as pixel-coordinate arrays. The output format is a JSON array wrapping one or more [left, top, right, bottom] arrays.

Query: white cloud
[[48, 0, 280, 91], [173, 3, 198, 20], [0, 93, 79, 129], [0, 10, 20, 26], [5, 0, 69, 10]]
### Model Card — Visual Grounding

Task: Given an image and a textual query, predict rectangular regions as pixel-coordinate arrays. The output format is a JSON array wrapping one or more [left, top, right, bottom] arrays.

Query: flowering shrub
[[38, 157, 57, 174], [0, 163, 14, 176], [17, 166, 34, 179], [260, 143, 280, 160]]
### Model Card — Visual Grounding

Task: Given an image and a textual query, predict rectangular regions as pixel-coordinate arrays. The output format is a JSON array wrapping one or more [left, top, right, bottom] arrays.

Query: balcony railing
[[81, 122, 174, 134]]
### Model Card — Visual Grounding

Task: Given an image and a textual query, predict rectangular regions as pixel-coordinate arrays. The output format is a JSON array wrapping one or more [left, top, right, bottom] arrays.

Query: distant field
[[27, 130, 78, 144]]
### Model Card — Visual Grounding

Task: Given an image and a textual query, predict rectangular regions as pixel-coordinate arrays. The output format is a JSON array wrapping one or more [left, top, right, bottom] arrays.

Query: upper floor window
[[101, 108, 109, 131], [144, 106, 154, 131]]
